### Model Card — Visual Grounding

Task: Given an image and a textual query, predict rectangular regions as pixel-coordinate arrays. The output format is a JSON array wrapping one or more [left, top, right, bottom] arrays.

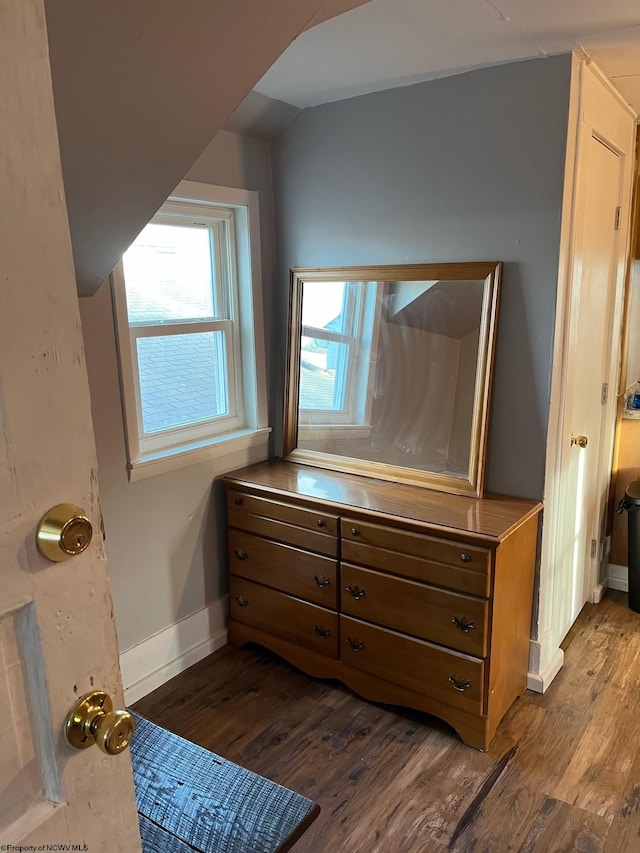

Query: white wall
[[79, 130, 276, 681]]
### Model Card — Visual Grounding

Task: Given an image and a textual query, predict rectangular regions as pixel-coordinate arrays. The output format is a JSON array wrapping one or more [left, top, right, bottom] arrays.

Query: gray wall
[[271, 55, 572, 499], [79, 130, 275, 652], [80, 55, 571, 650]]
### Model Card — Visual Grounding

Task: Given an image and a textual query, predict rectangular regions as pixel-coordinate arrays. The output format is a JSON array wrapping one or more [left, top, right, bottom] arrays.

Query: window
[[298, 280, 381, 437], [112, 182, 269, 480]]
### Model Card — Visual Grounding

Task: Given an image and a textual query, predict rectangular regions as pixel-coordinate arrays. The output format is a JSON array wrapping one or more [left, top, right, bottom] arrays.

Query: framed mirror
[[283, 262, 501, 497]]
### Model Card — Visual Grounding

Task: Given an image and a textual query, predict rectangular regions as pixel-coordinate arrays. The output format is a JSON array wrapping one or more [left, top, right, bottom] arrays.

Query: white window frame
[[298, 281, 382, 437], [112, 181, 270, 481]]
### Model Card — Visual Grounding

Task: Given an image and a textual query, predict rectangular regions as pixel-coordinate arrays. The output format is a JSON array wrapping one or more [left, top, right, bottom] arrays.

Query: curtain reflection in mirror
[[297, 279, 485, 479]]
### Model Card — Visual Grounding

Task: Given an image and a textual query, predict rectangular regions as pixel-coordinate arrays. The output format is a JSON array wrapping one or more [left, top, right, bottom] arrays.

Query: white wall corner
[[607, 562, 629, 592], [527, 632, 565, 693], [120, 596, 229, 705]]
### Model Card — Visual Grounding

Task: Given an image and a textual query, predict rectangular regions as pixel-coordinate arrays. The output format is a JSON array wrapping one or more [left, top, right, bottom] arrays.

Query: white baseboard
[[527, 637, 564, 694], [607, 562, 629, 592], [120, 597, 228, 705]]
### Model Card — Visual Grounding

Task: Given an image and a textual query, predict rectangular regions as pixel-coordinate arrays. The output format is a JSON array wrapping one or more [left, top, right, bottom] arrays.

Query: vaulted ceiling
[[255, 0, 640, 112], [45, 1, 639, 297], [44, 0, 371, 296]]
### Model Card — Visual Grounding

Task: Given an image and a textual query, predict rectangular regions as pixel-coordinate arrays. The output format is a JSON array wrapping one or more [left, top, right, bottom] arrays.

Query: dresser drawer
[[340, 616, 484, 715], [342, 518, 490, 597], [230, 577, 339, 658], [341, 564, 487, 657], [229, 529, 338, 608], [228, 491, 338, 557], [228, 490, 339, 535]]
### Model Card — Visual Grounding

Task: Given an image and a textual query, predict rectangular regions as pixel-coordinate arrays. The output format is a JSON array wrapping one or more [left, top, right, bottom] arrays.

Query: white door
[[1, 1, 141, 848], [553, 134, 624, 639]]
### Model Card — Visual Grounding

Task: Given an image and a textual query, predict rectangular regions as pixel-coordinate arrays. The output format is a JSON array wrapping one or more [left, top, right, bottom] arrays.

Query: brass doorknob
[[65, 691, 135, 755], [37, 503, 93, 562], [570, 434, 589, 449]]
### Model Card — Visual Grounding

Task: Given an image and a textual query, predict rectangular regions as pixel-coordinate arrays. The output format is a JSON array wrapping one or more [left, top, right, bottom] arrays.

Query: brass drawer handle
[[449, 674, 471, 692], [345, 584, 365, 600], [234, 496, 244, 506], [350, 527, 360, 536], [452, 616, 476, 633], [314, 625, 331, 637], [346, 637, 365, 651], [233, 549, 249, 561], [314, 574, 331, 588], [460, 553, 472, 563], [234, 595, 249, 607], [317, 519, 326, 528]]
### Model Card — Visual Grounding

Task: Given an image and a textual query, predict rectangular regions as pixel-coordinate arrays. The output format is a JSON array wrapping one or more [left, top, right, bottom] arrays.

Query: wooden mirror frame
[[283, 262, 501, 497]]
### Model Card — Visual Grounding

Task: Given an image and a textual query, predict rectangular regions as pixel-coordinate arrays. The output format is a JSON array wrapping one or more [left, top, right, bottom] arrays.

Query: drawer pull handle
[[449, 675, 471, 692], [317, 519, 326, 528], [314, 625, 331, 637], [350, 527, 360, 537], [234, 497, 244, 506], [314, 574, 331, 588], [452, 617, 476, 633], [234, 595, 249, 607], [460, 553, 472, 563], [346, 637, 365, 651], [233, 549, 249, 561], [345, 584, 366, 600]]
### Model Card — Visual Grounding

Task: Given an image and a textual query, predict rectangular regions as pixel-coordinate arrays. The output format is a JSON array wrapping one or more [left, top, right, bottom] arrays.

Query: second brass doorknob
[[65, 690, 135, 755], [571, 433, 588, 449]]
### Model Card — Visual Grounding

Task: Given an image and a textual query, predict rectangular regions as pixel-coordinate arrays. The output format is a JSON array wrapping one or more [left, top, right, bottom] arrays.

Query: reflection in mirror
[[284, 264, 501, 497]]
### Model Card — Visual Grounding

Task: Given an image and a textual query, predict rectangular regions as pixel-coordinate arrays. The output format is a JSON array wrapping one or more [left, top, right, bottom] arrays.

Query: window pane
[[123, 223, 216, 323], [136, 332, 228, 434], [302, 281, 349, 334], [299, 336, 349, 411]]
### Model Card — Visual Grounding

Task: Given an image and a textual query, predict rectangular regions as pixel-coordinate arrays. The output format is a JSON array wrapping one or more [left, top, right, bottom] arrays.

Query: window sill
[[298, 424, 373, 441], [127, 427, 271, 483]]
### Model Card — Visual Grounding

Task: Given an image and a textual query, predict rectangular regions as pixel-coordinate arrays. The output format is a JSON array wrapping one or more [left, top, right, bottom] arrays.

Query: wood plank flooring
[[134, 590, 640, 852]]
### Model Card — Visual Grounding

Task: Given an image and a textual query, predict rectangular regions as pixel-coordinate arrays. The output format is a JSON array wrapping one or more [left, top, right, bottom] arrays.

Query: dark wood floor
[[134, 590, 640, 852]]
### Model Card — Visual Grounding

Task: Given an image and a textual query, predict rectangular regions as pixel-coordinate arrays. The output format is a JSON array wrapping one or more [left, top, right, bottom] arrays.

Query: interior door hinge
[[602, 382, 609, 405], [614, 206, 621, 230], [591, 539, 598, 560]]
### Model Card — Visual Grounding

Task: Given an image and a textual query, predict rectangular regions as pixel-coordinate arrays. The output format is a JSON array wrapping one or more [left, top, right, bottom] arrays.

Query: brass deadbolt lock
[[65, 691, 135, 755], [36, 503, 93, 562]]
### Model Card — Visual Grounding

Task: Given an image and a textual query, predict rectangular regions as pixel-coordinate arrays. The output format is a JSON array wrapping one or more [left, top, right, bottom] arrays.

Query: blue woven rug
[[130, 712, 319, 853]]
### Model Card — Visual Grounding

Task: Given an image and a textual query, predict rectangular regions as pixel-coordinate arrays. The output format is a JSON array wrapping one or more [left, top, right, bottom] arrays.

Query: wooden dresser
[[223, 460, 542, 750]]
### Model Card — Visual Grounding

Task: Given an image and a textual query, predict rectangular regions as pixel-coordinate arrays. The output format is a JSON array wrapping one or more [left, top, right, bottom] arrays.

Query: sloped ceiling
[[44, 0, 371, 296], [389, 281, 485, 340], [254, 0, 640, 111]]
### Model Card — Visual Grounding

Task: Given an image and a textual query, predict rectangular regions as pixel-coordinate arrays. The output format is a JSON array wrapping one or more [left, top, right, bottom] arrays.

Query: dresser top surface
[[223, 460, 542, 542]]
